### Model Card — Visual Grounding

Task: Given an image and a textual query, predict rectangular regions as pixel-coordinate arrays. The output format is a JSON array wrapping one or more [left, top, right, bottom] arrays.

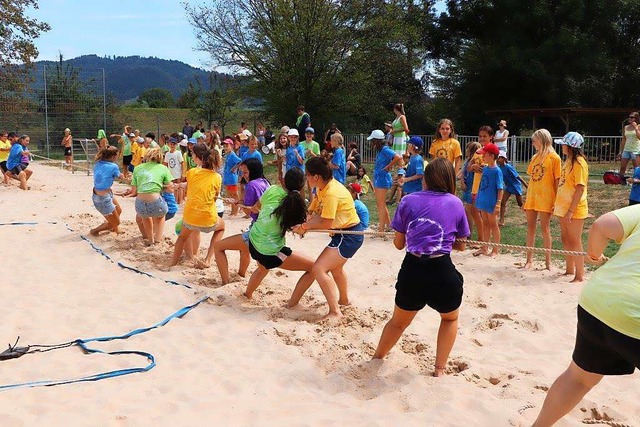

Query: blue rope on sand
[[0, 221, 206, 390], [0, 296, 208, 391]]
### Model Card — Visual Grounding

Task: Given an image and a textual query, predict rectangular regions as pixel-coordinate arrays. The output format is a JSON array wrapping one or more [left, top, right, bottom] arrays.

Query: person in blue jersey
[[285, 128, 305, 173], [473, 143, 504, 257], [402, 136, 425, 195], [368, 129, 403, 233], [329, 132, 346, 184], [90, 146, 124, 235], [222, 138, 242, 216], [497, 151, 527, 226], [348, 182, 370, 229], [241, 135, 263, 163]]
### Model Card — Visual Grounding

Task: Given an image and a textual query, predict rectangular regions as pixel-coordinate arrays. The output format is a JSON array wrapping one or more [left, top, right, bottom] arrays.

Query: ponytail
[[272, 168, 307, 237], [193, 142, 220, 170], [95, 146, 119, 161]]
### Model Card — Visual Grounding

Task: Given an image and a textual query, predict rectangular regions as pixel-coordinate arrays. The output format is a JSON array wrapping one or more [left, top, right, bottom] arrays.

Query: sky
[[30, 0, 208, 69]]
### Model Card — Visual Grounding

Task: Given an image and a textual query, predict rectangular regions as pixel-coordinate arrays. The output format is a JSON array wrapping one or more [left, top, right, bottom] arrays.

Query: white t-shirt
[[164, 150, 184, 179], [495, 130, 509, 150]]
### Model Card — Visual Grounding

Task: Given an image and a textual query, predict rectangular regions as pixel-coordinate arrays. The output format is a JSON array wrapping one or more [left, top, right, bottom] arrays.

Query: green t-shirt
[[131, 162, 173, 194], [579, 205, 640, 339], [249, 186, 287, 255], [300, 140, 320, 162], [122, 134, 132, 156]]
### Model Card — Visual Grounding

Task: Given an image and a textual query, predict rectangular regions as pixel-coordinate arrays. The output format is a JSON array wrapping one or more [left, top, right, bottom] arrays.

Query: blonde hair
[[531, 129, 555, 159], [95, 146, 119, 161], [435, 118, 456, 140], [330, 132, 344, 145], [465, 141, 481, 158], [143, 147, 163, 164]]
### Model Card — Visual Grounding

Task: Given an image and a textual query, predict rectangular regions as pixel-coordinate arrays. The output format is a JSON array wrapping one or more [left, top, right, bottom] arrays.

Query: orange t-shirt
[[523, 151, 562, 213]]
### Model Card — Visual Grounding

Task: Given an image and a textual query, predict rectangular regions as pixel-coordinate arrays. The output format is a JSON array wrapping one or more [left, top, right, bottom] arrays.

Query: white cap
[[287, 129, 299, 137], [280, 126, 290, 134], [498, 150, 507, 159], [179, 139, 188, 147], [242, 129, 252, 137], [367, 129, 385, 140]]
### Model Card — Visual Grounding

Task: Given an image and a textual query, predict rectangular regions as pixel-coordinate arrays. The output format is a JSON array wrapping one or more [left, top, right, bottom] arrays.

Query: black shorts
[[217, 211, 224, 219], [9, 163, 27, 175], [629, 199, 640, 206], [248, 239, 292, 270], [0, 161, 6, 172], [572, 305, 640, 375], [122, 154, 133, 166], [64, 146, 72, 156], [395, 253, 463, 313]]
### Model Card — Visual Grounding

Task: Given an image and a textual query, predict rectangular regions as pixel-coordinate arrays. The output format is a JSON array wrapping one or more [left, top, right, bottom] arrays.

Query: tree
[[139, 87, 175, 108], [0, 0, 50, 98]]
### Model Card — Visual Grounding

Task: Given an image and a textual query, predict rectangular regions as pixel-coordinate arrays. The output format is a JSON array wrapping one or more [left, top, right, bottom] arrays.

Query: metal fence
[[0, 65, 109, 159], [345, 134, 623, 174]]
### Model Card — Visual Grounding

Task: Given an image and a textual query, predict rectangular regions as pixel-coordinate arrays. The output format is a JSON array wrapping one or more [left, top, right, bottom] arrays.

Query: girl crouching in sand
[[372, 158, 469, 377], [90, 146, 123, 235]]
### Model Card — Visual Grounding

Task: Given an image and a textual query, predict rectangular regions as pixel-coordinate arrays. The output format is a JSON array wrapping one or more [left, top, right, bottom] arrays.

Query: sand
[[0, 163, 638, 426]]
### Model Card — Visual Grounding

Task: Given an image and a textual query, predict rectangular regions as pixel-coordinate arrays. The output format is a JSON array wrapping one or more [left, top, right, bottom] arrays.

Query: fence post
[[43, 65, 50, 158], [510, 136, 518, 169]]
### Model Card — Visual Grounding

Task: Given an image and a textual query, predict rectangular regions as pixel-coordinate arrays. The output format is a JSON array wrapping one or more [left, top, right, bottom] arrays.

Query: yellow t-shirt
[[469, 152, 485, 195], [183, 168, 222, 227], [359, 174, 372, 194], [131, 142, 144, 166], [523, 151, 562, 213], [309, 179, 360, 229], [0, 139, 10, 162], [553, 157, 589, 219], [429, 138, 462, 164], [579, 205, 640, 339]]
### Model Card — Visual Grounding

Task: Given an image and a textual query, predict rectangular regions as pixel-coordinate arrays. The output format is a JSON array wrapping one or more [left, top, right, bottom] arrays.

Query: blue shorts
[[373, 173, 392, 189], [327, 223, 365, 259], [622, 151, 639, 160], [135, 197, 168, 218], [92, 192, 116, 216]]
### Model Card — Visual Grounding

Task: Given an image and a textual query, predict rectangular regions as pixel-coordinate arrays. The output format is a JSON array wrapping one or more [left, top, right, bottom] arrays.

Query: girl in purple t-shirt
[[236, 158, 270, 224], [373, 157, 470, 378]]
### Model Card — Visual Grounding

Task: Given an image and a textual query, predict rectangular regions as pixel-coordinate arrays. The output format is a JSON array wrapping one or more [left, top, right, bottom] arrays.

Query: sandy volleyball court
[[0, 163, 637, 426]]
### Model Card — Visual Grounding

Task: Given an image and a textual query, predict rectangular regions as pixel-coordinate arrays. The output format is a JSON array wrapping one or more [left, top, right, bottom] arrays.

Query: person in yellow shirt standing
[[523, 129, 562, 270], [130, 136, 145, 171], [429, 119, 463, 178], [553, 132, 589, 282], [0, 131, 11, 185]]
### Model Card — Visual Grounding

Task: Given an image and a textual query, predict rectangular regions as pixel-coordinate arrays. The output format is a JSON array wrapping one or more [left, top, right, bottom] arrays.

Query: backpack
[[603, 171, 624, 185]]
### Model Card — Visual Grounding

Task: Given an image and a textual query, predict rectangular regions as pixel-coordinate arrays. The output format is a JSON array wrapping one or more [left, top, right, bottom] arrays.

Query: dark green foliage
[[139, 88, 175, 108]]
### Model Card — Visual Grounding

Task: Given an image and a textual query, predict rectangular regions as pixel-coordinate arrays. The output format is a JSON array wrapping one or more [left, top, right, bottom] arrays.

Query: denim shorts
[[135, 197, 168, 218], [622, 150, 639, 160], [327, 222, 365, 259], [92, 192, 116, 216], [374, 173, 392, 189], [183, 220, 219, 233]]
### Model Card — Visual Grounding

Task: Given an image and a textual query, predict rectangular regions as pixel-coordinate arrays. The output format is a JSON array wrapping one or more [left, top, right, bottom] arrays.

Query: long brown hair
[[423, 157, 456, 194]]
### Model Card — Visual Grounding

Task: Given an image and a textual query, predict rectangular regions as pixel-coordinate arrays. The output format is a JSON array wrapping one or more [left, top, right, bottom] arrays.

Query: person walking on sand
[[372, 158, 469, 377], [532, 205, 640, 426]]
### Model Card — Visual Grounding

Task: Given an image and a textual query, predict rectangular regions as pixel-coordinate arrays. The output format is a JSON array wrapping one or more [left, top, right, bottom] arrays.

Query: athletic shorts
[[373, 173, 393, 189], [395, 253, 463, 313], [622, 150, 639, 160], [572, 305, 640, 375], [0, 161, 7, 173], [226, 185, 238, 193], [165, 212, 176, 221], [135, 197, 168, 218], [629, 200, 640, 206], [92, 191, 116, 216], [327, 222, 365, 259], [64, 146, 72, 156], [183, 220, 219, 233], [248, 239, 292, 269], [9, 163, 27, 175], [122, 154, 133, 166]]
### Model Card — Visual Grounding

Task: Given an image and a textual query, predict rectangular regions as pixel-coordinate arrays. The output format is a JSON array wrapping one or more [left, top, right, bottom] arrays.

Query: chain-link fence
[[1, 65, 111, 160]]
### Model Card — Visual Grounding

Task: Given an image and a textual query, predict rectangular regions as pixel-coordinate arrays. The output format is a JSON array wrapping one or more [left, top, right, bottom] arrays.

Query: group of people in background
[[0, 131, 34, 190]]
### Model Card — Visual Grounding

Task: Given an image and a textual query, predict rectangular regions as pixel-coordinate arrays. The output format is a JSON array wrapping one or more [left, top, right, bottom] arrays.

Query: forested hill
[[33, 55, 232, 101]]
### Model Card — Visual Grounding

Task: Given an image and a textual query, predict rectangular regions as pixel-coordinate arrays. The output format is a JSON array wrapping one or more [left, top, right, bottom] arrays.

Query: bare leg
[[171, 227, 195, 265], [310, 247, 349, 319], [286, 253, 321, 307], [486, 212, 500, 256], [533, 361, 602, 427], [619, 157, 630, 178], [185, 230, 201, 259], [474, 210, 491, 256], [524, 209, 538, 268], [434, 309, 459, 377], [331, 266, 350, 305], [140, 217, 153, 243], [558, 216, 573, 275], [499, 192, 512, 226], [152, 216, 165, 243], [244, 264, 269, 299], [24, 169, 33, 181], [213, 234, 249, 285], [204, 218, 226, 265], [375, 187, 391, 232], [566, 218, 585, 282], [469, 202, 484, 242], [372, 305, 418, 359], [464, 203, 474, 238], [539, 212, 552, 270], [135, 214, 146, 238]]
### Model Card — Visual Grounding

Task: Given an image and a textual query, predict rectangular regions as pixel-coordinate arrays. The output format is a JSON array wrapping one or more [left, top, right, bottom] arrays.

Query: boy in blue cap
[[402, 136, 426, 195]]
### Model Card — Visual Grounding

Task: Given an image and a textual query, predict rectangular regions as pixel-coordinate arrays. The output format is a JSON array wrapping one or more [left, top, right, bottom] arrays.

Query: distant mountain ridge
[[33, 54, 232, 101]]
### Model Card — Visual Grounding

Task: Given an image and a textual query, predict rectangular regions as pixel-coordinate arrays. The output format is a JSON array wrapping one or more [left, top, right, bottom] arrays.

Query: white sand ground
[[0, 163, 637, 426]]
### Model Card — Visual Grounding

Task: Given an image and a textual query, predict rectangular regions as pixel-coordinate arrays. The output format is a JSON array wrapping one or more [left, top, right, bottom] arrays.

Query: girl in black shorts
[[372, 158, 470, 377]]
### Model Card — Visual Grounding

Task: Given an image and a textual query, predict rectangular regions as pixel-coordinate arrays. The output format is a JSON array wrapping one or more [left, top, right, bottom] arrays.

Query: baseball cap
[[367, 129, 385, 140], [128, 133, 135, 137], [168, 137, 177, 143], [287, 129, 299, 137], [397, 168, 406, 176], [238, 132, 249, 140], [242, 129, 252, 137], [179, 139, 188, 147], [305, 127, 315, 134], [408, 136, 424, 149], [554, 131, 584, 148], [137, 137, 144, 143], [348, 182, 362, 198], [280, 126, 290, 134], [498, 150, 507, 159], [477, 143, 500, 156], [223, 138, 234, 145], [187, 137, 197, 144], [193, 131, 204, 139]]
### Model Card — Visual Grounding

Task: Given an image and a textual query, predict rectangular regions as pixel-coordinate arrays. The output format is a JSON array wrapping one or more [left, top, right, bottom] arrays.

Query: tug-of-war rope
[[304, 229, 588, 257]]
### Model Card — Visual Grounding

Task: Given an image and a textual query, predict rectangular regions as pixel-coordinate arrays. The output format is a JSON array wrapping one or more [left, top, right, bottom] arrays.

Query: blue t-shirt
[[630, 167, 640, 202], [162, 192, 178, 215], [223, 152, 242, 185], [461, 159, 474, 204], [242, 149, 263, 163], [93, 160, 121, 191], [286, 145, 305, 172], [391, 190, 470, 256], [238, 145, 249, 159], [499, 163, 523, 196], [403, 154, 424, 194], [475, 165, 504, 213], [374, 146, 396, 187], [354, 199, 370, 229], [7, 143, 25, 170], [332, 147, 346, 184]]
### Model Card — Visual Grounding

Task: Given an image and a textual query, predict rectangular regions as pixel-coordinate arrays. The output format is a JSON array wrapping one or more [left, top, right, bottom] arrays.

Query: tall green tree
[[139, 88, 175, 108]]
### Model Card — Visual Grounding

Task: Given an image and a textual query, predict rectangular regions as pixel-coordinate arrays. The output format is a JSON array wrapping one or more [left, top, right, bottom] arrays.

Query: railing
[[344, 134, 623, 175]]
